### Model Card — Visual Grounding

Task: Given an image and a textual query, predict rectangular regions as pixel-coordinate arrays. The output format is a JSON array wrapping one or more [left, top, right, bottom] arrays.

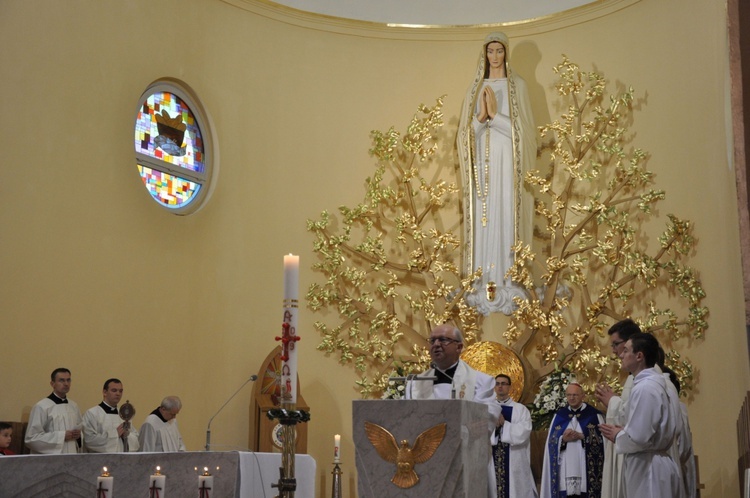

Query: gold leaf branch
[[508, 57, 707, 397], [307, 96, 482, 397]]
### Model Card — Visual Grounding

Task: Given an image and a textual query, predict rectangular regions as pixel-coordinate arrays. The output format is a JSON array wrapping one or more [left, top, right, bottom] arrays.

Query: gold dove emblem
[[364, 421, 447, 489]]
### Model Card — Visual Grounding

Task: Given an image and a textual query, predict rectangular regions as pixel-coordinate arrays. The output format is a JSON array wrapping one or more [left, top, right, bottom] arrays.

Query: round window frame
[[133, 78, 218, 215]]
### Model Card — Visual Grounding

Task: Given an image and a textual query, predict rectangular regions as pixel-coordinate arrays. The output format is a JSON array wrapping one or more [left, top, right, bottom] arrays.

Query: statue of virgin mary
[[457, 32, 537, 315]]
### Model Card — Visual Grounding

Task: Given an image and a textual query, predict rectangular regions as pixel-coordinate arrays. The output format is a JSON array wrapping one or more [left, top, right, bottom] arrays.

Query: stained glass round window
[[134, 79, 217, 214]]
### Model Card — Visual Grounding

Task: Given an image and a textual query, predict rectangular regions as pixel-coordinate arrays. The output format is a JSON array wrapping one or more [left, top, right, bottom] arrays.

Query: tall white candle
[[149, 467, 166, 498], [282, 254, 300, 404], [334, 434, 341, 463], [97, 467, 113, 497]]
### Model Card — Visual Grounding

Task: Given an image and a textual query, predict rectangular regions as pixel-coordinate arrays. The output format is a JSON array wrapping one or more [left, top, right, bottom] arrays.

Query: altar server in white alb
[[491, 374, 538, 498], [599, 333, 683, 498], [139, 395, 186, 452], [82, 378, 139, 453], [25, 367, 83, 454], [594, 319, 641, 498], [661, 365, 697, 498]]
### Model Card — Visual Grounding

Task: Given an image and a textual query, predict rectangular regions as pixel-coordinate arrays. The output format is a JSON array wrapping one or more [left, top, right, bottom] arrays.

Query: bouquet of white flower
[[382, 378, 407, 399], [529, 368, 577, 430]]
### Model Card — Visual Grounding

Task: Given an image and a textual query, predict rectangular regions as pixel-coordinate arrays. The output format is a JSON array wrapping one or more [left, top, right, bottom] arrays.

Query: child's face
[[0, 429, 12, 449]]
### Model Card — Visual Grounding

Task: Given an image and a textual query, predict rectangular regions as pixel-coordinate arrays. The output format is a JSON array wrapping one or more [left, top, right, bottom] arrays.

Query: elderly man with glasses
[[406, 323, 502, 497], [139, 396, 186, 452], [541, 382, 605, 498]]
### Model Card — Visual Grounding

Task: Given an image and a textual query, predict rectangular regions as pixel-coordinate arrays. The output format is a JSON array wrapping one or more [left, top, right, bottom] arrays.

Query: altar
[[0, 451, 316, 497]]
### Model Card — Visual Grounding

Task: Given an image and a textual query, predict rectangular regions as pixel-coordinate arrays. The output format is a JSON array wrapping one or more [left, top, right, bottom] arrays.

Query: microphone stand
[[205, 374, 258, 451]]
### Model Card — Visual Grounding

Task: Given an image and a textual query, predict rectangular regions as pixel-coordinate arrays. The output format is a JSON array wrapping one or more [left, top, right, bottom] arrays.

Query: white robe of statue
[[457, 32, 536, 316]]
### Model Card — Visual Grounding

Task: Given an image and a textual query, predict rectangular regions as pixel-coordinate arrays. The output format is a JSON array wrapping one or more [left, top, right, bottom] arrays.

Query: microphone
[[390, 372, 437, 400], [205, 374, 258, 451]]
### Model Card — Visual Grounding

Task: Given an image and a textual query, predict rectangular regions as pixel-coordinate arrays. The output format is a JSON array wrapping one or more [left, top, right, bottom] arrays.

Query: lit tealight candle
[[198, 466, 214, 497], [97, 467, 113, 497], [334, 434, 341, 463], [149, 466, 166, 498]]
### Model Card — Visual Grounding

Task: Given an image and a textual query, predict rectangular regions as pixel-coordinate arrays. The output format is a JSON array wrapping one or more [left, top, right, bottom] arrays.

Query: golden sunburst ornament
[[461, 341, 525, 401]]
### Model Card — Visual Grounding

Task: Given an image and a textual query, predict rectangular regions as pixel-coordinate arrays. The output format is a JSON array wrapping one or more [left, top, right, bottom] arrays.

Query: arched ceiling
[[263, 0, 600, 25]]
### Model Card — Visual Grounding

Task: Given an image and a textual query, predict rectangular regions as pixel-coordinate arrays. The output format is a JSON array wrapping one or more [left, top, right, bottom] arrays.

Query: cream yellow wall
[[0, 0, 745, 496]]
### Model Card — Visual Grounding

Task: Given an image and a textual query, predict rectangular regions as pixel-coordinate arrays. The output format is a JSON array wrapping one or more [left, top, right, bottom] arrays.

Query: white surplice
[[601, 374, 633, 498], [678, 403, 697, 498], [615, 367, 682, 498], [82, 404, 140, 453], [491, 398, 538, 498], [25, 396, 82, 454], [139, 413, 186, 452]]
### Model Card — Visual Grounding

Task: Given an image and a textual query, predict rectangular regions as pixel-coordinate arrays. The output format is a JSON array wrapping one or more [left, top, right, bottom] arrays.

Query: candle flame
[[155, 466, 161, 475], [202, 466, 211, 476], [101, 467, 110, 477]]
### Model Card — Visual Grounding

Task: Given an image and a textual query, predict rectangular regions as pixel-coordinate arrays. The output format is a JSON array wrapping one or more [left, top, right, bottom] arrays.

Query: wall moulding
[[220, 0, 642, 39]]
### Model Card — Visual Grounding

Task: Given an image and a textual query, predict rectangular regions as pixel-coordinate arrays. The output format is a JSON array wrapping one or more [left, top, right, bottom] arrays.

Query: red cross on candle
[[96, 482, 108, 498], [275, 321, 301, 361], [149, 481, 162, 498], [199, 481, 211, 498]]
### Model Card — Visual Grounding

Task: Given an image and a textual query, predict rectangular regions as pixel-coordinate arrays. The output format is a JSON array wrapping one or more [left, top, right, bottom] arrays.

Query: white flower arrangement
[[529, 368, 577, 429], [381, 378, 407, 400]]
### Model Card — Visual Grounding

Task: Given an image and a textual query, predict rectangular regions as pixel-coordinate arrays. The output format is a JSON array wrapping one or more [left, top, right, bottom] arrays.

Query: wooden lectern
[[251, 346, 309, 453], [353, 399, 490, 498]]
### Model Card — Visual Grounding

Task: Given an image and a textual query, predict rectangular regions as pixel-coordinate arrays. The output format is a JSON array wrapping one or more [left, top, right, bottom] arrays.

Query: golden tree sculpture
[[307, 96, 482, 398], [506, 57, 708, 398], [307, 58, 708, 400]]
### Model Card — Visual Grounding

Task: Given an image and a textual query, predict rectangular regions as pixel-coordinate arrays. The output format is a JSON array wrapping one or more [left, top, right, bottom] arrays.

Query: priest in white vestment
[[406, 324, 501, 497], [541, 383, 605, 497], [139, 395, 186, 452], [599, 333, 682, 498], [491, 374, 538, 498], [82, 378, 139, 453], [595, 319, 641, 498], [25, 368, 83, 454]]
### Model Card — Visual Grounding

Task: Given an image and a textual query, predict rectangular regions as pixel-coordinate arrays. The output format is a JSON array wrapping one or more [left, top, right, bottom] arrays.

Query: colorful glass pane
[[134, 91, 205, 174], [137, 165, 201, 209]]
